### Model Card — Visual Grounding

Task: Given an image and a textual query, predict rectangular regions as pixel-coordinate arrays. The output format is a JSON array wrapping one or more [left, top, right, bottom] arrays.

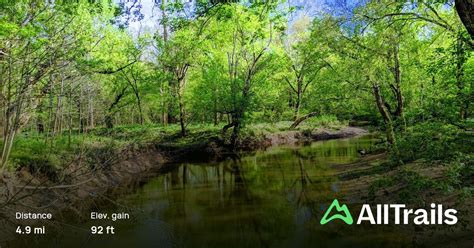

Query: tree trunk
[[105, 85, 128, 129], [392, 44, 403, 119], [222, 120, 236, 134], [177, 78, 187, 137], [288, 88, 294, 107], [161, 0, 168, 42], [105, 115, 113, 129], [455, 0, 474, 38], [178, 97, 186, 136], [68, 89, 73, 148], [1, 89, 26, 171], [88, 87, 95, 129], [78, 85, 84, 133], [455, 34, 468, 119], [290, 112, 318, 129], [293, 89, 301, 121], [37, 108, 44, 134], [390, 43, 407, 131], [1, 127, 16, 172], [230, 113, 241, 148], [167, 82, 176, 124], [135, 92, 144, 125], [373, 84, 396, 145], [213, 90, 218, 126], [54, 77, 64, 134], [162, 0, 174, 126], [48, 81, 54, 135], [160, 85, 168, 125]]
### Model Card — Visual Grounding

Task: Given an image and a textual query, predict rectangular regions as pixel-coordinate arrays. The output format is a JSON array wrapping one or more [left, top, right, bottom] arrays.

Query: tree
[[0, 1, 113, 171], [160, 28, 200, 136], [89, 26, 143, 128], [455, 0, 474, 38], [208, 3, 284, 147], [285, 17, 333, 123], [361, 0, 472, 121]]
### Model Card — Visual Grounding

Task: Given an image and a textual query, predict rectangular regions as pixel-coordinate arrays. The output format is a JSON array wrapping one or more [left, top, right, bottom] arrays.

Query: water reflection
[[112, 136, 382, 248], [13, 135, 413, 248]]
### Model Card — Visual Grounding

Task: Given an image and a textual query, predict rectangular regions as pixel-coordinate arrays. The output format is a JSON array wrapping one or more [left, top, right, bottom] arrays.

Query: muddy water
[[9, 136, 414, 248]]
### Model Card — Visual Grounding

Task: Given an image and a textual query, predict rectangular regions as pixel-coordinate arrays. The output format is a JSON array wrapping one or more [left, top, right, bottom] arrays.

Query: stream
[[10, 135, 415, 248]]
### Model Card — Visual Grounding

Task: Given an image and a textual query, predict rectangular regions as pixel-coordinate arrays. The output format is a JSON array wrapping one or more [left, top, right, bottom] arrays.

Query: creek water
[[10, 135, 414, 248]]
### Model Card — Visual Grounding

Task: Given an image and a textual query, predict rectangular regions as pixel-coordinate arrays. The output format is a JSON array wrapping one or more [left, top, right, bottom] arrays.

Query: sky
[[114, 0, 364, 35]]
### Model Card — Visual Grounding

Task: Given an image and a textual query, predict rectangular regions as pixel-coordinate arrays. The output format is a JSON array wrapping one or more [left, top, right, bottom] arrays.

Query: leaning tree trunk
[[105, 85, 128, 129], [1, 93, 25, 171], [455, 0, 474, 38], [290, 112, 318, 129]]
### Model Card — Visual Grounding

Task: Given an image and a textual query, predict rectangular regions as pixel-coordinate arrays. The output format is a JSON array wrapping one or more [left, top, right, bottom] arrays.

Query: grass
[[6, 123, 224, 171], [244, 115, 347, 135], [6, 116, 347, 173]]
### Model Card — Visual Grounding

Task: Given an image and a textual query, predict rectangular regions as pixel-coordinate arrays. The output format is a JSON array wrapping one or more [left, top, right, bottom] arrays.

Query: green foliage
[[8, 135, 77, 180], [445, 153, 474, 188], [390, 123, 460, 163], [395, 170, 439, 204], [304, 115, 345, 129], [1, 0, 473, 181]]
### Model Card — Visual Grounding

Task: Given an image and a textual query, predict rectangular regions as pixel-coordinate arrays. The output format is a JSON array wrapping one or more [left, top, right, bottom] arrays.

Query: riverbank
[[0, 123, 368, 241], [329, 153, 474, 247], [2, 123, 472, 247]]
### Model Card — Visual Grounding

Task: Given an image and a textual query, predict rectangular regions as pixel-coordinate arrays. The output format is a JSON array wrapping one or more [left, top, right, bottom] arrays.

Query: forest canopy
[[0, 0, 472, 170]]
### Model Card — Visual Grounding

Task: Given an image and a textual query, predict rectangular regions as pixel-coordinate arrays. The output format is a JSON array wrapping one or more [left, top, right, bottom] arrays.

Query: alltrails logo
[[320, 199, 458, 225], [320, 199, 353, 225]]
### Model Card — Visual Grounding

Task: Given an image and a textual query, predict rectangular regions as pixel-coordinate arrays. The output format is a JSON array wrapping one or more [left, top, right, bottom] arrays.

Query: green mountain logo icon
[[320, 199, 353, 225]]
